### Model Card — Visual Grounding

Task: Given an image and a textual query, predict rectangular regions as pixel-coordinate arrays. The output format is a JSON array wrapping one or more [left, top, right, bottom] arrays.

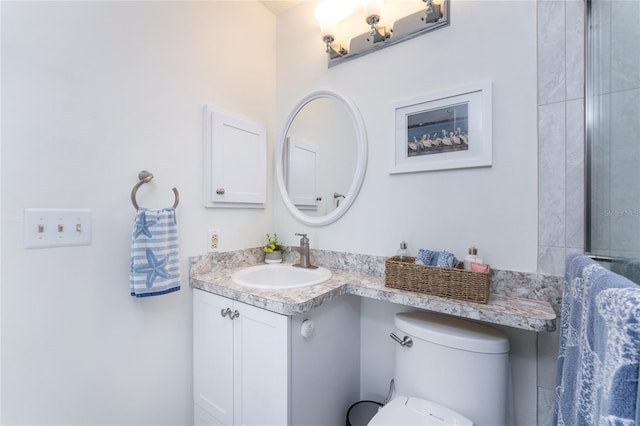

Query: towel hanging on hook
[[130, 170, 179, 210]]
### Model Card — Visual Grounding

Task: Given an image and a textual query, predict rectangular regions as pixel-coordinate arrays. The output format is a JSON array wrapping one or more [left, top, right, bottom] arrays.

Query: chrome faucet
[[293, 233, 317, 269]]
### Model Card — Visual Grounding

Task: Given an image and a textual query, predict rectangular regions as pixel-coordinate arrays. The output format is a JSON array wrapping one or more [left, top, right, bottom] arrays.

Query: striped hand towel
[[129, 208, 180, 297]]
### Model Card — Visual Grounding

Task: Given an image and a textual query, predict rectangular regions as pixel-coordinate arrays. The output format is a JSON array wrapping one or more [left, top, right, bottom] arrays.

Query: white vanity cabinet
[[193, 289, 289, 426], [193, 288, 361, 426]]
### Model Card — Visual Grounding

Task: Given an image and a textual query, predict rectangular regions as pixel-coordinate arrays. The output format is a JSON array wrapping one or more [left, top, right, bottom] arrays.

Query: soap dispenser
[[464, 246, 483, 270], [397, 241, 409, 261]]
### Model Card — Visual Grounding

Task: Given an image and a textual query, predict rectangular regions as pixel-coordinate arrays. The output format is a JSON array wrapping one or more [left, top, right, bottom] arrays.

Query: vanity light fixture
[[315, 0, 450, 68], [314, 0, 347, 59], [363, 0, 389, 44]]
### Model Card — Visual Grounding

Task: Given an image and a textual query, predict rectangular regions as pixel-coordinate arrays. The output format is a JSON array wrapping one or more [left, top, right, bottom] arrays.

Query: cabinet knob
[[229, 310, 240, 320], [216, 188, 225, 195], [221, 308, 232, 318]]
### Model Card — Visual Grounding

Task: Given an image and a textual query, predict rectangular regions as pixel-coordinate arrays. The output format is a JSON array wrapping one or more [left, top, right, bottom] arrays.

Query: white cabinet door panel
[[194, 290, 289, 426], [195, 403, 225, 426], [287, 136, 318, 208], [203, 106, 266, 207], [194, 290, 234, 425], [234, 303, 289, 426]]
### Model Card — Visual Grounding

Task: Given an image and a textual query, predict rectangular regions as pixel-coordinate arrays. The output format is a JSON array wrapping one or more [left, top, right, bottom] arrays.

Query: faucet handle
[[294, 233, 309, 244]]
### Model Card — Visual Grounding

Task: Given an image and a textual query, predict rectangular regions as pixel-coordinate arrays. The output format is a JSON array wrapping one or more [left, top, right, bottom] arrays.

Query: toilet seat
[[368, 397, 473, 426]]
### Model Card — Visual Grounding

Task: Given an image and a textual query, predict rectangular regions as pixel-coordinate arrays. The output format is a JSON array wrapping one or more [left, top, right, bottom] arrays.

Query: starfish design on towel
[[134, 248, 171, 288], [133, 213, 157, 239]]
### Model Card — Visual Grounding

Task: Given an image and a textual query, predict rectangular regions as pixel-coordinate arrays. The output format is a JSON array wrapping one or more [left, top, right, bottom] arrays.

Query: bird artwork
[[450, 131, 461, 145], [421, 134, 432, 148], [441, 129, 453, 145], [457, 127, 468, 144]]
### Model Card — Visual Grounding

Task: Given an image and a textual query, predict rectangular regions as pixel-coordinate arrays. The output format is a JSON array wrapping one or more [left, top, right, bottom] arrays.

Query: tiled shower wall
[[537, 0, 585, 278], [536, 0, 585, 424], [537, 1, 640, 422]]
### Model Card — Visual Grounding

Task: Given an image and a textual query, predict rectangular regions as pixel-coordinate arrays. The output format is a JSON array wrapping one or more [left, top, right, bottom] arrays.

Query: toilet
[[368, 312, 510, 426]]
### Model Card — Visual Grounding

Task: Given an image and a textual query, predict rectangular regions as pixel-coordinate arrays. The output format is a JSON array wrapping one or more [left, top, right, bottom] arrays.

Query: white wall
[[274, 0, 538, 273], [1, 2, 275, 424], [1, 0, 543, 424], [275, 2, 539, 425], [0, 2, 3, 418]]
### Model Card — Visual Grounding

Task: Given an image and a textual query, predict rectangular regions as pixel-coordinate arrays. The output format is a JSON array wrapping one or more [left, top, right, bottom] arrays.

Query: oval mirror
[[276, 90, 368, 226]]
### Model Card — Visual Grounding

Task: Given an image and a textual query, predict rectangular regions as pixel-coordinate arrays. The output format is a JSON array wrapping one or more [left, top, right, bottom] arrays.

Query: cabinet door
[[287, 136, 319, 208], [234, 302, 289, 426], [194, 403, 224, 426], [193, 290, 235, 425], [203, 106, 266, 207]]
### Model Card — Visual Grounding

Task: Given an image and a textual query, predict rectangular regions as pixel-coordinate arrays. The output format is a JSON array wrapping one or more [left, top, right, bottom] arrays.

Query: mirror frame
[[276, 90, 368, 226]]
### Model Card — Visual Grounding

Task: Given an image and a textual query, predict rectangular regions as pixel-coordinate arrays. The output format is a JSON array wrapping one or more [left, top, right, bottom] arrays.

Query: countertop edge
[[191, 277, 350, 315], [190, 266, 557, 332], [344, 282, 556, 332]]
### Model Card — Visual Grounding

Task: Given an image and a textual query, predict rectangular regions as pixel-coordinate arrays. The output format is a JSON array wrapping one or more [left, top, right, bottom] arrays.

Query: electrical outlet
[[208, 229, 219, 252]]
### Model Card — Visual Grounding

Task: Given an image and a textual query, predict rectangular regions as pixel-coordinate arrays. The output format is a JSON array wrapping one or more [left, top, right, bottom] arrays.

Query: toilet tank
[[393, 312, 510, 426]]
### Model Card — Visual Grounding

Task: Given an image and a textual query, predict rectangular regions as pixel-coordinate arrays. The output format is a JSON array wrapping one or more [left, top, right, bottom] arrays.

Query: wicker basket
[[384, 256, 490, 304]]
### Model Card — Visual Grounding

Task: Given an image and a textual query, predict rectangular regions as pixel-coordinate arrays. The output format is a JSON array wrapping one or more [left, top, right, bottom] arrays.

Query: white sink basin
[[231, 264, 332, 289]]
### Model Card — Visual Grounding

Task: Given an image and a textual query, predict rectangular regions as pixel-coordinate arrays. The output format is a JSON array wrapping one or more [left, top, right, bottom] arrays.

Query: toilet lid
[[368, 397, 473, 426]]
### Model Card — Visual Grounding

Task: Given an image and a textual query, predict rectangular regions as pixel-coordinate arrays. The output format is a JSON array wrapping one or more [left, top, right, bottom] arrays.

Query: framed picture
[[390, 81, 492, 174]]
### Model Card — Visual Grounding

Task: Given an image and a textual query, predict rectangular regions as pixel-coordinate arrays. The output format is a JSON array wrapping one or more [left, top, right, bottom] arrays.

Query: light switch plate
[[24, 208, 92, 249]]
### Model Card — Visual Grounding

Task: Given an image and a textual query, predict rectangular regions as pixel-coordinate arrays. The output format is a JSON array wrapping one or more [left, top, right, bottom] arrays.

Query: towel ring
[[131, 170, 180, 210]]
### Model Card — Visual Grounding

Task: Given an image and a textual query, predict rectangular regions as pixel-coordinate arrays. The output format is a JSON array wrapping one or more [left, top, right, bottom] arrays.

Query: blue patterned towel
[[611, 257, 640, 286], [415, 249, 457, 268], [416, 248, 434, 265], [554, 254, 640, 425], [129, 208, 180, 297], [436, 250, 457, 268]]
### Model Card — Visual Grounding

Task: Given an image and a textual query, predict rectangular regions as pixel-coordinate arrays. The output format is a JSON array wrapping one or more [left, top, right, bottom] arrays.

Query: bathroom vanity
[[191, 250, 556, 332], [193, 287, 361, 426], [190, 248, 557, 426], [193, 290, 288, 426]]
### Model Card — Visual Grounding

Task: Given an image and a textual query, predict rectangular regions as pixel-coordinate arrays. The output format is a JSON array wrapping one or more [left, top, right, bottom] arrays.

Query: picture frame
[[390, 81, 492, 174]]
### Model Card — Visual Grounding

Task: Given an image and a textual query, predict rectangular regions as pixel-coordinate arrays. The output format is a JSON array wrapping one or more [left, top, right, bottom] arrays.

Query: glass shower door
[[587, 0, 640, 281]]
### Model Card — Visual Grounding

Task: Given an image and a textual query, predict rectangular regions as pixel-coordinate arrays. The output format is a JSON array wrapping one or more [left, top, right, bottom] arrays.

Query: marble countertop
[[190, 255, 557, 332]]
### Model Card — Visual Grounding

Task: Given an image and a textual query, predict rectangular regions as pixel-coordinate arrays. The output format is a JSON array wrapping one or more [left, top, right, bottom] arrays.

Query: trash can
[[346, 401, 383, 426]]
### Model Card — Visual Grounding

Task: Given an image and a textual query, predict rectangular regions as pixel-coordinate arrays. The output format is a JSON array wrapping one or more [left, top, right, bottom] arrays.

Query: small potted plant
[[263, 233, 283, 263]]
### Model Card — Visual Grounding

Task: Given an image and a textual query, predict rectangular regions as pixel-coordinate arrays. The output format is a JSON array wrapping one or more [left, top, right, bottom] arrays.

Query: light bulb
[[362, 0, 383, 21], [314, 0, 341, 38]]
